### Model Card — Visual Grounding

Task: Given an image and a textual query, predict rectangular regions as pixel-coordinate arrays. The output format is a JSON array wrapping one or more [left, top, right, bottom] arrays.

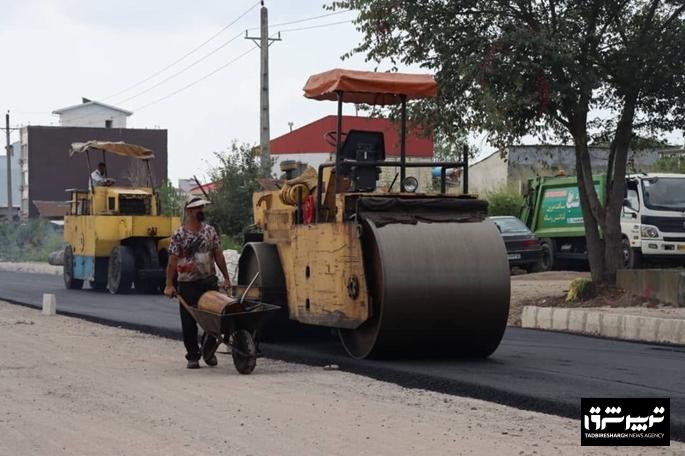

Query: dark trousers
[[178, 276, 219, 361]]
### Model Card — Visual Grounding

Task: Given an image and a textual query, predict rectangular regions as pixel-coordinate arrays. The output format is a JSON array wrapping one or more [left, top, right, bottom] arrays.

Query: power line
[[100, 0, 261, 102], [248, 9, 352, 30], [133, 45, 259, 112], [113, 31, 244, 106], [110, 13, 355, 107], [43, 18, 350, 125], [276, 19, 353, 34]]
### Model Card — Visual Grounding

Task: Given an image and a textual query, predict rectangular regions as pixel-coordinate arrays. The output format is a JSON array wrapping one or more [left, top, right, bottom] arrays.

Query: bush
[[0, 219, 64, 262], [206, 141, 263, 246], [485, 189, 524, 217]]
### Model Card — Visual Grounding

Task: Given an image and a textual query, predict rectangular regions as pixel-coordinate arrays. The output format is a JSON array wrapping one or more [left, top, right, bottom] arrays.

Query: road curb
[[521, 306, 685, 345]]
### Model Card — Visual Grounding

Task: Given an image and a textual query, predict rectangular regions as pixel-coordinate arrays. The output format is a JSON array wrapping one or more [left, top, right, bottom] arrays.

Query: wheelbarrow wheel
[[231, 329, 256, 375]]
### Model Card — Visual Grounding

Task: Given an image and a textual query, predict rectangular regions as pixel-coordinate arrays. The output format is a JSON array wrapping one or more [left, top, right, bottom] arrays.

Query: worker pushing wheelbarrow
[[164, 194, 278, 374]]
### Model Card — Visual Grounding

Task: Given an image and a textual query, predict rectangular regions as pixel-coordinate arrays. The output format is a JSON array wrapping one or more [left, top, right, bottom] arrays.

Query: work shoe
[[186, 359, 200, 369], [201, 334, 219, 367], [203, 354, 218, 367]]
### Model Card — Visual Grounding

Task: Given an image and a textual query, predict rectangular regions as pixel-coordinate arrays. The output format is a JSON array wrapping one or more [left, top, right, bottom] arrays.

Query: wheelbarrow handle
[[240, 272, 260, 306]]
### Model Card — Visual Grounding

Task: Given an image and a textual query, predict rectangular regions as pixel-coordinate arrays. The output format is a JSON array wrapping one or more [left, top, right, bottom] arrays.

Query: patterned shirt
[[168, 224, 220, 282]]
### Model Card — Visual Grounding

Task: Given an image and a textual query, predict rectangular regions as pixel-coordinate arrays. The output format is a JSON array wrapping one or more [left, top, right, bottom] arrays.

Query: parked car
[[490, 216, 543, 273]]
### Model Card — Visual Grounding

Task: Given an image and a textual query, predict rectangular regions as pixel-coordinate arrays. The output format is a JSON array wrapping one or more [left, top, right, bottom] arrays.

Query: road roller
[[237, 68, 510, 359], [63, 141, 180, 294]]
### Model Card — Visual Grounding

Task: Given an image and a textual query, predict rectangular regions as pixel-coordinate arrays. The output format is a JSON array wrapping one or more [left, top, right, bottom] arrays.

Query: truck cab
[[622, 173, 685, 266]]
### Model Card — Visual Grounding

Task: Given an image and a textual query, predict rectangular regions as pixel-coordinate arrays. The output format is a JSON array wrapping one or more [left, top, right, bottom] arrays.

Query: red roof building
[[270, 115, 433, 157]]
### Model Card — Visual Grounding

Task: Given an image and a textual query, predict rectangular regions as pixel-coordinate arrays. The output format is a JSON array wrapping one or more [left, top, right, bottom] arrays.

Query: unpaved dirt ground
[[1, 301, 679, 456], [509, 271, 589, 325]]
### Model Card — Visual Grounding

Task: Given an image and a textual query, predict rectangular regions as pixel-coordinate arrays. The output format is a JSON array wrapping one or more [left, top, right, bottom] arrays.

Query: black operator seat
[[340, 130, 386, 192]]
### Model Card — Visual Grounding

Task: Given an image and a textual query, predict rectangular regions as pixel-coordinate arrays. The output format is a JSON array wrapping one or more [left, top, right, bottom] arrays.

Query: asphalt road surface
[[1, 270, 683, 440]]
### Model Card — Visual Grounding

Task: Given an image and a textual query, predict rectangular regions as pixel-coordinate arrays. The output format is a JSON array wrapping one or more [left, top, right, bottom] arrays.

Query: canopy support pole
[[334, 90, 343, 196], [85, 151, 94, 215], [399, 95, 407, 192]]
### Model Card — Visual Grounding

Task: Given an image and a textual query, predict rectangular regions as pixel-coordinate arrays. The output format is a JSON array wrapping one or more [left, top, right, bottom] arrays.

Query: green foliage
[[329, 0, 685, 283], [220, 234, 240, 251], [654, 155, 685, 173], [592, 133, 671, 150], [566, 278, 593, 302], [0, 219, 64, 262], [485, 188, 524, 217], [158, 179, 184, 217], [328, 0, 685, 145], [432, 132, 474, 162], [206, 142, 261, 245]]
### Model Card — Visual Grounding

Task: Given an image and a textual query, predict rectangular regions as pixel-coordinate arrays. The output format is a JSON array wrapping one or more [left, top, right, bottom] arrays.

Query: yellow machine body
[[251, 170, 369, 329], [62, 153, 180, 294], [64, 186, 179, 258]]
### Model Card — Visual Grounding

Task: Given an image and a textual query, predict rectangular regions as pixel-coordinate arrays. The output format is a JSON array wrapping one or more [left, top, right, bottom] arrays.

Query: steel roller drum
[[339, 219, 510, 359]]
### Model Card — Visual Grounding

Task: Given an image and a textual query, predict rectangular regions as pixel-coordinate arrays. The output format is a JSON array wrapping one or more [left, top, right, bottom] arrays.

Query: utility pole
[[246, 1, 281, 176], [5, 111, 12, 221]]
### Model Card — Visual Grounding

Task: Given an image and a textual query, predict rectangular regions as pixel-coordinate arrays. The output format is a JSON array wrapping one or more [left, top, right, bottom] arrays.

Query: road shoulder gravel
[[2, 300, 678, 456]]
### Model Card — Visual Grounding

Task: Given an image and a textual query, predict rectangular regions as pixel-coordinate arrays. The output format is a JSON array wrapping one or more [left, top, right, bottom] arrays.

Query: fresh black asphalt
[[1, 270, 683, 440]]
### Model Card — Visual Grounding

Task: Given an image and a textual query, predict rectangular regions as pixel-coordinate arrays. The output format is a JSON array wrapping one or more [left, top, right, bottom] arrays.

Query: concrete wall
[[58, 105, 128, 128], [22, 126, 167, 218], [467, 152, 509, 195], [617, 269, 685, 307], [271, 152, 332, 179], [470, 145, 669, 195]]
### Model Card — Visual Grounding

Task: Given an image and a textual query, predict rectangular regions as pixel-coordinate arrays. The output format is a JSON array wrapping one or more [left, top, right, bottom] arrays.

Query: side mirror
[[623, 198, 633, 210]]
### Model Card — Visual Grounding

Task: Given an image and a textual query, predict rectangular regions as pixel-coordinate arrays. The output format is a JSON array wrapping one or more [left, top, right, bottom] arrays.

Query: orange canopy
[[303, 68, 437, 105]]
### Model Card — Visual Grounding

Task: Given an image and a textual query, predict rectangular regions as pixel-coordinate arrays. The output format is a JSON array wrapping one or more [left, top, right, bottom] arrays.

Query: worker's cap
[[185, 195, 211, 209]]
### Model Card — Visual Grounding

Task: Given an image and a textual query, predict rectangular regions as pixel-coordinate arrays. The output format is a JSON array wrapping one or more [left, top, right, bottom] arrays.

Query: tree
[[329, 0, 685, 284], [432, 132, 472, 162], [157, 179, 184, 217], [206, 141, 262, 244]]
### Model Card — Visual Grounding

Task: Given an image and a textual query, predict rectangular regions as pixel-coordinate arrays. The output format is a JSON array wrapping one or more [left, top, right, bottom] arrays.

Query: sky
[[1, 0, 682, 183], [0, 0, 374, 182]]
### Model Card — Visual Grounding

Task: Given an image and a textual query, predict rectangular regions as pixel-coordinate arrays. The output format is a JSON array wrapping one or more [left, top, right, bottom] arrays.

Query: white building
[[52, 98, 133, 128]]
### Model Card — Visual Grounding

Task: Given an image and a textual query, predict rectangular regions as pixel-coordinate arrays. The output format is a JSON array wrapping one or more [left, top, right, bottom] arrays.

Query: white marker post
[[42, 293, 56, 315]]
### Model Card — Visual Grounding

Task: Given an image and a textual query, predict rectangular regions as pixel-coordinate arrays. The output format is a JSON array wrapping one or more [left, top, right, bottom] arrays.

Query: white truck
[[622, 173, 685, 267]]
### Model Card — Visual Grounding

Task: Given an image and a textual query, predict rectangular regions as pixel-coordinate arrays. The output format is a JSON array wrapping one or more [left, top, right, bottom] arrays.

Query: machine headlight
[[640, 225, 660, 239], [402, 176, 419, 193]]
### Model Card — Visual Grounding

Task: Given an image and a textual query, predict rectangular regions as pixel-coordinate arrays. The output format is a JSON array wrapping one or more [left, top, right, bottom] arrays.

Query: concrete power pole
[[246, 2, 281, 176], [5, 112, 12, 220]]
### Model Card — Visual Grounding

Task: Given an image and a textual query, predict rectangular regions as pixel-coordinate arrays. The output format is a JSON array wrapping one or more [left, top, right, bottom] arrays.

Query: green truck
[[520, 173, 685, 270]]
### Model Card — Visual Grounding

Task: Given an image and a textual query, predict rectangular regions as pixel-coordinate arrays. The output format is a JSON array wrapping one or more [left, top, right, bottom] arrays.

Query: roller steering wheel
[[324, 130, 348, 148]]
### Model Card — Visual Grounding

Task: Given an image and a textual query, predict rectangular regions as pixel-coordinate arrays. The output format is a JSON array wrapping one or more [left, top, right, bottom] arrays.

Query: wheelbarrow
[[175, 275, 280, 374]]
